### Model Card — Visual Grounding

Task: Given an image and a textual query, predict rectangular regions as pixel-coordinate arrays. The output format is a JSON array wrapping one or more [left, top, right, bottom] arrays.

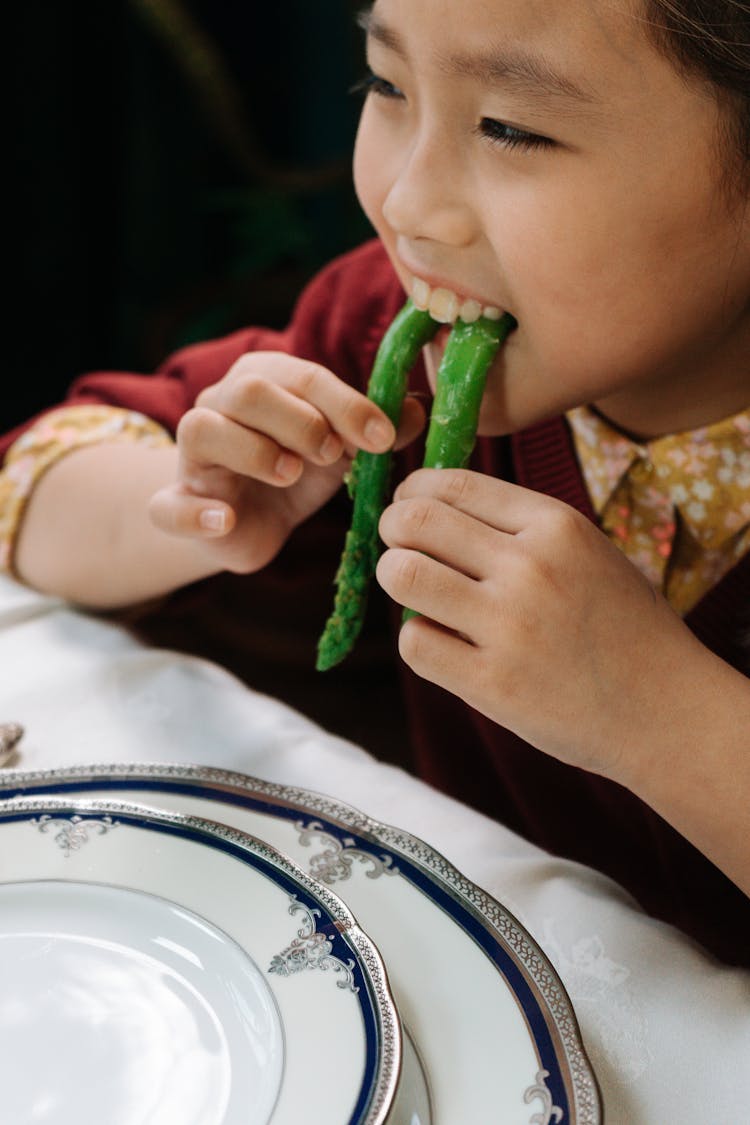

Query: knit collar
[[566, 404, 750, 551]]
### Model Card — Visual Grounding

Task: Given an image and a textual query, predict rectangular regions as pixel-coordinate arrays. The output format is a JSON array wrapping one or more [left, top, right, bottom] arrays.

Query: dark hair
[[640, 1, 750, 192]]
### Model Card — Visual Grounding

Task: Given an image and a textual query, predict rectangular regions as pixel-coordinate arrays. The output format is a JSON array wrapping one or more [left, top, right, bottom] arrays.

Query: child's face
[[353, 0, 750, 438]]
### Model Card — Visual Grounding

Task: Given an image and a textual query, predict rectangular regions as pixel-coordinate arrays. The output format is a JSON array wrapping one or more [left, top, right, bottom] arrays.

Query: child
[[2, 0, 749, 964]]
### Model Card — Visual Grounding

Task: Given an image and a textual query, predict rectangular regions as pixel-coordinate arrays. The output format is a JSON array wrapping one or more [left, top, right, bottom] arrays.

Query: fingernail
[[200, 508, 226, 533], [275, 452, 301, 481], [364, 417, 393, 449]]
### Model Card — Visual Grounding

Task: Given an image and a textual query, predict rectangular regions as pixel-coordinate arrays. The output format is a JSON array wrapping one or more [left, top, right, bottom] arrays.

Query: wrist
[[15, 443, 223, 608], [616, 640, 750, 893]]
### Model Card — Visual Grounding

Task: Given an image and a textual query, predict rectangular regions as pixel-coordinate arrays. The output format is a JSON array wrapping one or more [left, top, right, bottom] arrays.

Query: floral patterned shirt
[[567, 405, 750, 614]]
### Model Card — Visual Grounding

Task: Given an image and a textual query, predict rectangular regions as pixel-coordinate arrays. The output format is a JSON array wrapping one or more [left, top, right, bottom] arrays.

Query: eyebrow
[[357, 8, 598, 107]]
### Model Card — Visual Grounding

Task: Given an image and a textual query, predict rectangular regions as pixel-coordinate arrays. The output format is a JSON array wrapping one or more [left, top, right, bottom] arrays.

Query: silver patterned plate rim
[[0, 761, 603, 1125], [0, 792, 402, 1125]]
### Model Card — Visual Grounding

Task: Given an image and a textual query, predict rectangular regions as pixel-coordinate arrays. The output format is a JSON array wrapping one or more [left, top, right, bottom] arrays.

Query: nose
[[381, 134, 477, 248]]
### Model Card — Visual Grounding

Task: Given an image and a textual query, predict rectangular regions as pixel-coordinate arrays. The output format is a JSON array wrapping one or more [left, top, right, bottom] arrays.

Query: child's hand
[[376, 468, 707, 783], [149, 351, 426, 574]]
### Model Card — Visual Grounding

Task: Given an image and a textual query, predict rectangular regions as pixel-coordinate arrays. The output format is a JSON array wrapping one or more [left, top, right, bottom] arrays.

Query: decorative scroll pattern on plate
[[4, 765, 602, 1124], [269, 896, 358, 992], [525, 1070, 564, 1124], [296, 819, 400, 884], [32, 813, 118, 856], [368, 825, 598, 1125], [3, 793, 400, 1125]]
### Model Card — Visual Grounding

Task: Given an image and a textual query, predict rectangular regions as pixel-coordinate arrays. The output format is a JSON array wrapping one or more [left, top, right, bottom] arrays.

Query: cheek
[[496, 197, 615, 316], [497, 152, 735, 340], [491, 200, 664, 381], [352, 111, 391, 237]]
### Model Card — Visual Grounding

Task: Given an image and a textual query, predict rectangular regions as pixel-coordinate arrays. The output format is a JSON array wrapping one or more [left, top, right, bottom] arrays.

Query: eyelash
[[476, 118, 555, 153], [350, 72, 403, 100], [352, 70, 554, 154]]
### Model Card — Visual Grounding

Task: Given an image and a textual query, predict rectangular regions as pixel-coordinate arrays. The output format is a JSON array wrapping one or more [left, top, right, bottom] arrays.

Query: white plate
[[0, 795, 400, 1125], [1, 764, 602, 1124]]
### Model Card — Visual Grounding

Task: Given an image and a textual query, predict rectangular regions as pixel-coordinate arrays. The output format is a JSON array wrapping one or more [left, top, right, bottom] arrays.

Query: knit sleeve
[[0, 239, 404, 574], [0, 240, 401, 462]]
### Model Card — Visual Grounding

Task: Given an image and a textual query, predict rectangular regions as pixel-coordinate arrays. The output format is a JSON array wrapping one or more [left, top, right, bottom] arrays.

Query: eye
[[477, 118, 555, 153], [350, 69, 404, 101]]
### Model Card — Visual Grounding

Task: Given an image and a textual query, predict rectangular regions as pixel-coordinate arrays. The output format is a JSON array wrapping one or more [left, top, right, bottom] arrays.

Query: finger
[[177, 409, 304, 487], [393, 468, 558, 534], [376, 546, 482, 636], [342, 394, 424, 460], [286, 363, 396, 453], [205, 378, 346, 467], [379, 495, 510, 579], [397, 613, 477, 692], [149, 486, 237, 539], [393, 395, 427, 451], [214, 353, 397, 455]]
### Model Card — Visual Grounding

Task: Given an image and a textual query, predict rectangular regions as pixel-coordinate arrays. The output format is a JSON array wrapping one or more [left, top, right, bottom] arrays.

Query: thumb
[[148, 484, 237, 539], [394, 394, 427, 451]]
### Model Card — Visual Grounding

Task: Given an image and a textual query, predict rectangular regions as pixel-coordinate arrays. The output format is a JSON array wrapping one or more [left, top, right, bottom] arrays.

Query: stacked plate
[[0, 764, 603, 1124]]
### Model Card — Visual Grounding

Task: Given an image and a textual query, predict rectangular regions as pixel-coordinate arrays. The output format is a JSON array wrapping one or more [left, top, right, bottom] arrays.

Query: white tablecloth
[[0, 573, 747, 1122]]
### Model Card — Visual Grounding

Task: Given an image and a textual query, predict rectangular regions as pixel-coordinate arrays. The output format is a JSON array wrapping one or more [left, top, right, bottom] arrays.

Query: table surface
[[0, 573, 748, 1123]]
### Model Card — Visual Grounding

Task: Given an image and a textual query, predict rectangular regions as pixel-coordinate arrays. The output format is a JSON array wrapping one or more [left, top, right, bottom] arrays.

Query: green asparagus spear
[[315, 300, 440, 671], [422, 312, 516, 469], [317, 302, 516, 669], [401, 311, 516, 623]]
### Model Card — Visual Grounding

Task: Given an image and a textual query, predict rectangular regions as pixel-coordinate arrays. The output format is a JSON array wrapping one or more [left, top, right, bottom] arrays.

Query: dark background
[[8, 1, 413, 766], [9, 0, 372, 431]]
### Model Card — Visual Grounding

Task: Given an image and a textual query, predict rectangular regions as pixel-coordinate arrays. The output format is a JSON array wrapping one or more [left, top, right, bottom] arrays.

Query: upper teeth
[[411, 278, 503, 324]]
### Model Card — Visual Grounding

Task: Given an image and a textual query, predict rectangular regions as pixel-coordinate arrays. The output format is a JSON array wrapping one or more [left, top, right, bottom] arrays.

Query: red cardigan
[[4, 240, 749, 964]]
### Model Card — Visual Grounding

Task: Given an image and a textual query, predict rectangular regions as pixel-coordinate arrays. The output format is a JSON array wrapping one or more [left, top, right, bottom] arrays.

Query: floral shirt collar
[[567, 404, 750, 552]]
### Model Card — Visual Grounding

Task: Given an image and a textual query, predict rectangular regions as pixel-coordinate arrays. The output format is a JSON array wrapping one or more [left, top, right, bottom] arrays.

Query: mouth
[[410, 276, 506, 325]]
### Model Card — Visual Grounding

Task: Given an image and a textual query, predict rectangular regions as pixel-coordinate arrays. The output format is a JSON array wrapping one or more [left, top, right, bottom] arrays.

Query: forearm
[[620, 641, 750, 896], [14, 442, 221, 608]]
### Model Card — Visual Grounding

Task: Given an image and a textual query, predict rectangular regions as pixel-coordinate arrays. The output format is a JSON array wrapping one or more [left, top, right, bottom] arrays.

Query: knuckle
[[339, 393, 370, 434], [225, 357, 288, 412], [545, 501, 583, 542], [224, 351, 254, 377], [399, 496, 436, 538], [207, 353, 259, 401], [511, 541, 557, 599], [379, 547, 421, 597], [395, 550, 422, 595], [438, 468, 473, 507], [535, 504, 586, 583], [148, 490, 185, 536], [298, 407, 327, 448], [176, 407, 213, 452], [226, 350, 273, 379], [289, 361, 324, 399], [195, 384, 217, 409], [235, 372, 269, 412], [239, 431, 277, 477], [398, 617, 429, 668]]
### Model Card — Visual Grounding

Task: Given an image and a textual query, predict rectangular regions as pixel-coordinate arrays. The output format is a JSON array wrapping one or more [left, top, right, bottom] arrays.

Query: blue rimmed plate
[[0, 795, 401, 1125], [1, 764, 602, 1123]]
